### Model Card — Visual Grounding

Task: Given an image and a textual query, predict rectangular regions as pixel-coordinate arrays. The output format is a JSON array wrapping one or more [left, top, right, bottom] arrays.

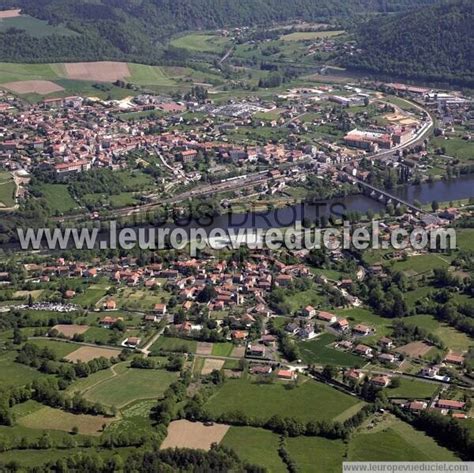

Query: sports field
[[204, 378, 361, 423]]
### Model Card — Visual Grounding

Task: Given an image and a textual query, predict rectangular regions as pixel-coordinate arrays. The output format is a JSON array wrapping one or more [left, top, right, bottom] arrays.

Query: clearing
[[161, 420, 229, 451]]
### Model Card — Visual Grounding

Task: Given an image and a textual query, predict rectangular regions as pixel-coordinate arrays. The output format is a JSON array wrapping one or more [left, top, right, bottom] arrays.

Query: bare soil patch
[[64, 62, 130, 82], [395, 341, 432, 358], [231, 346, 246, 358], [65, 346, 121, 363], [52, 324, 90, 338], [0, 9, 21, 18], [196, 342, 213, 356], [201, 358, 225, 375], [2, 80, 64, 94], [161, 420, 229, 451], [224, 369, 242, 378]]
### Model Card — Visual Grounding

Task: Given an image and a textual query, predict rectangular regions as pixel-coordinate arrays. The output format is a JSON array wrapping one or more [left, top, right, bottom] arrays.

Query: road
[[140, 326, 166, 357]]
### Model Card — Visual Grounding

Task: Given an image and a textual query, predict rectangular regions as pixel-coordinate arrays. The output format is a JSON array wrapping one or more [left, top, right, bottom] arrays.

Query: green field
[[281, 30, 345, 41], [29, 339, 78, 358], [0, 62, 60, 83], [0, 171, 16, 207], [297, 333, 365, 367], [286, 436, 346, 473], [0, 15, 77, 37], [127, 63, 178, 87], [386, 378, 439, 399], [456, 229, 474, 251], [84, 368, 177, 408], [403, 314, 473, 352], [431, 136, 473, 161], [391, 254, 450, 276], [73, 286, 109, 307], [0, 352, 47, 388], [170, 33, 230, 53], [349, 417, 459, 461], [18, 405, 114, 436], [221, 427, 286, 473], [150, 336, 197, 354], [204, 378, 360, 423], [37, 183, 78, 213], [211, 342, 234, 357]]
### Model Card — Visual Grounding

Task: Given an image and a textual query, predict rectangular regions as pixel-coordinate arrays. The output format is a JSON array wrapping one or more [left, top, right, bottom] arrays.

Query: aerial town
[[0, 3, 472, 471]]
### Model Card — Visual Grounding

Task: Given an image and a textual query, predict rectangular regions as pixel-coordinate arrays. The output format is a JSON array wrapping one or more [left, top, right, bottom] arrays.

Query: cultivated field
[[281, 30, 345, 41], [19, 405, 114, 436], [0, 9, 21, 18], [52, 324, 90, 338], [196, 342, 213, 355], [161, 420, 229, 451], [64, 62, 131, 82], [64, 346, 121, 363], [201, 358, 225, 375], [395, 341, 433, 358], [204, 378, 360, 423], [2, 79, 64, 94]]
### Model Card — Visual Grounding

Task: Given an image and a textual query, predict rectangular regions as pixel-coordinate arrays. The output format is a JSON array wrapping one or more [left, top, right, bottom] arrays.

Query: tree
[[322, 365, 337, 380], [431, 200, 439, 212]]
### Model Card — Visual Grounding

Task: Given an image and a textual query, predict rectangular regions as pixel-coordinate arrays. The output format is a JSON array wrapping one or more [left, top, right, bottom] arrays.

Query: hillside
[[345, 0, 474, 86], [0, 0, 438, 63]]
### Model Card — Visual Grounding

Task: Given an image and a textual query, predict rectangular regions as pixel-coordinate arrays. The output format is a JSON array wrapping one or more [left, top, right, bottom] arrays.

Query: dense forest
[[345, 0, 474, 86], [0, 0, 438, 63]]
